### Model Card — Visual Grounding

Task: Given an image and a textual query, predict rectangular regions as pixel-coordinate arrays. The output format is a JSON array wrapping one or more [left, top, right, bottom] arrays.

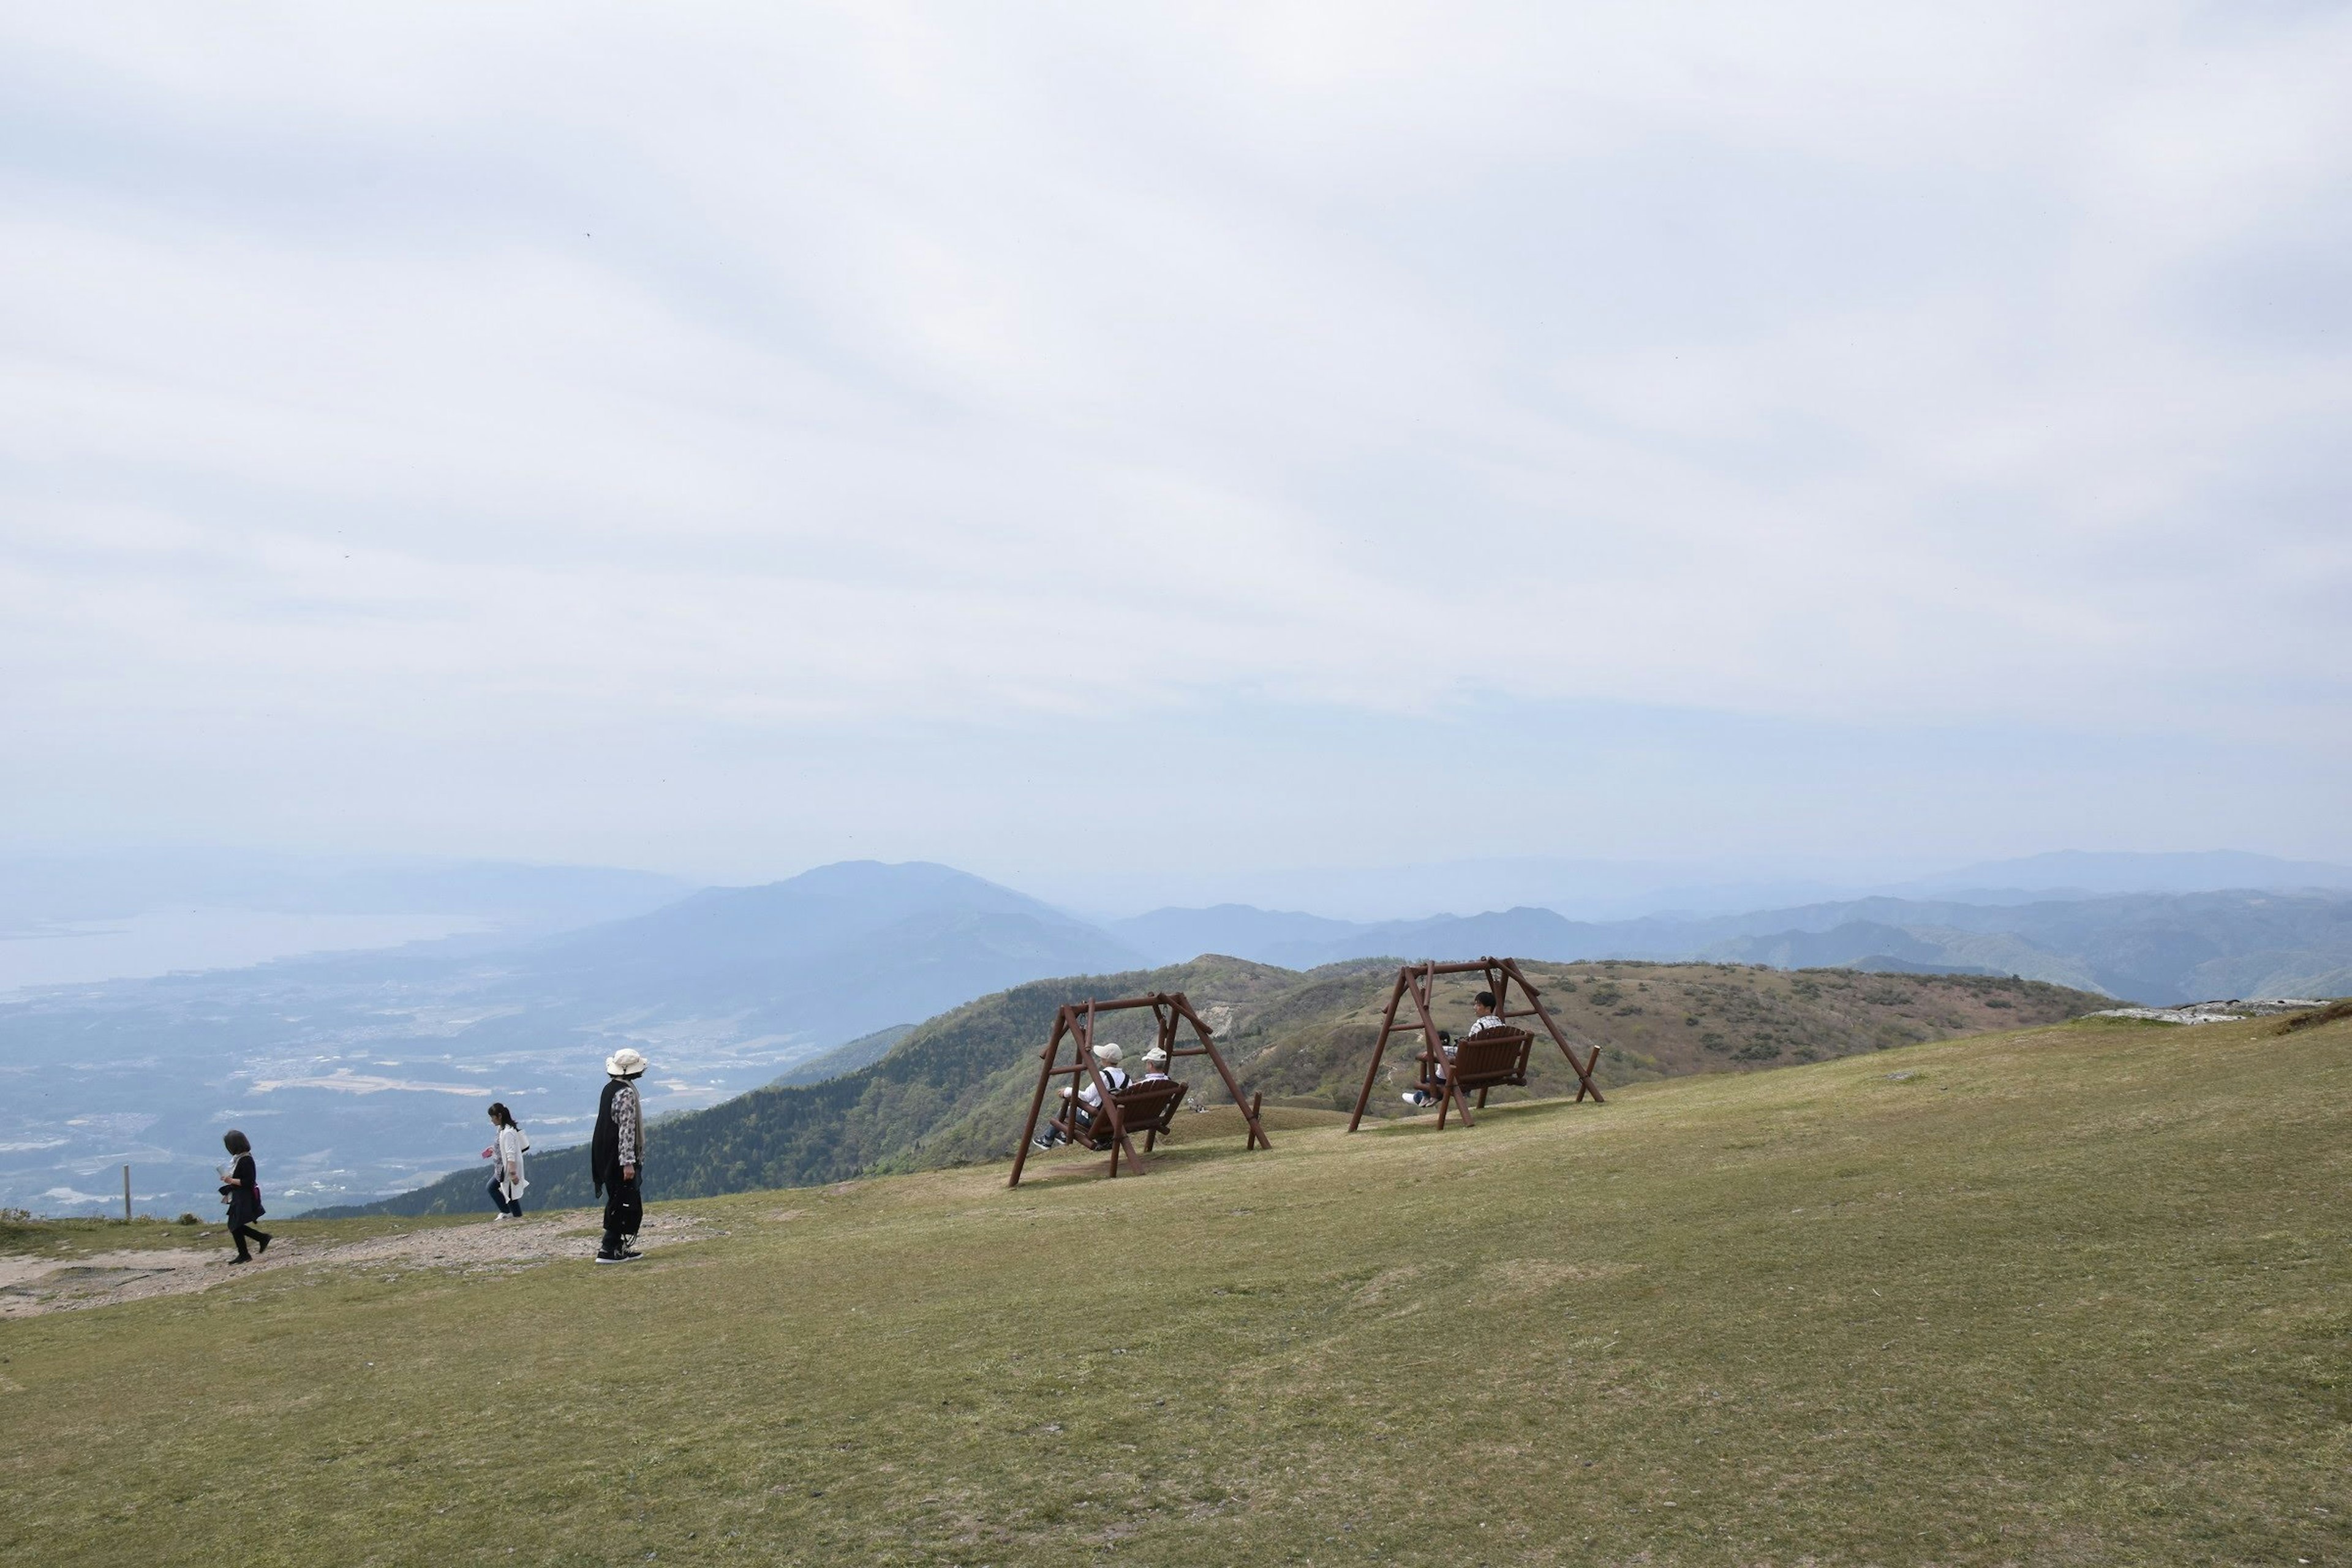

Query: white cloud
[[1, 2, 2346, 869]]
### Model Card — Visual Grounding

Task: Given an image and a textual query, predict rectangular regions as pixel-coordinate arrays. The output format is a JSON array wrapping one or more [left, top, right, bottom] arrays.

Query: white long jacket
[[494, 1124, 530, 1201]]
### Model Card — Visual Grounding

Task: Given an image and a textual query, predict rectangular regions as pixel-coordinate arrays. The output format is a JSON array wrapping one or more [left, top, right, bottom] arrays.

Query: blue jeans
[[488, 1177, 522, 1217]]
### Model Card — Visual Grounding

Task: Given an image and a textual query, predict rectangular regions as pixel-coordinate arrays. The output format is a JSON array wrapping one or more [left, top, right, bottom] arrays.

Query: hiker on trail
[[592, 1049, 648, 1264], [217, 1129, 271, 1264], [1031, 1041, 1129, 1149], [482, 1102, 529, 1221], [1138, 1046, 1172, 1082], [1403, 990, 1505, 1109]]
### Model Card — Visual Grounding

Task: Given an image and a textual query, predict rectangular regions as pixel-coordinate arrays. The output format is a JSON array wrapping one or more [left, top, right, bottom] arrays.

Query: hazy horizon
[[7, 840, 2351, 994]]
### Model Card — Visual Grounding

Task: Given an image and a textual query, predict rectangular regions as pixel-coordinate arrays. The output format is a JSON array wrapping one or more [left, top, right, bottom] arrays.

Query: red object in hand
[[481, 1147, 496, 1158]]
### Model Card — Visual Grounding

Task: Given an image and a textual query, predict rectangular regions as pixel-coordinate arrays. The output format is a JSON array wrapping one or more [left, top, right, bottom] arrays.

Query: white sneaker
[[1401, 1090, 1429, 1107]]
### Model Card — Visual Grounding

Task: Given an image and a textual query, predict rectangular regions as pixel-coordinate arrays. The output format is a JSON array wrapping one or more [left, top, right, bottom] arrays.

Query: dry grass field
[[2, 1009, 2346, 1566]]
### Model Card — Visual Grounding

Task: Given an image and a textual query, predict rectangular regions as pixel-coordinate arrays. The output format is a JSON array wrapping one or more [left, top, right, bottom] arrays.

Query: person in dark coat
[[217, 1129, 271, 1264], [591, 1048, 648, 1264]]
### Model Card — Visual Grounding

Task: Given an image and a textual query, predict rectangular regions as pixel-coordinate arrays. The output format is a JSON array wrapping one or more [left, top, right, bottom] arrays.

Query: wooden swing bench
[[1347, 956, 1605, 1133], [1413, 1026, 1537, 1129], [1051, 1078, 1189, 1154], [1009, 991, 1272, 1186]]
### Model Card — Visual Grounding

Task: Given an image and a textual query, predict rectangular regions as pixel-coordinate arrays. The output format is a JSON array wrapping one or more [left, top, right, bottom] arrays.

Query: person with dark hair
[[1403, 990, 1506, 1109], [1464, 989, 1507, 1039], [217, 1130, 271, 1264], [590, 1049, 648, 1264], [481, 1102, 530, 1221]]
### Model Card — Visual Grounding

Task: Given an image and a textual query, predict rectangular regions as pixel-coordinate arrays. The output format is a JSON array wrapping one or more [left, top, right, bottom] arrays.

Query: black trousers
[[229, 1219, 269, 1259], [601, 1175, 641, 1250]]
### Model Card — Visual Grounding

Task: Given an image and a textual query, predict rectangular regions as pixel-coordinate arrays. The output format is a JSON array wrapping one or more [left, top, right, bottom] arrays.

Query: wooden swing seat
[[1422, 1027, 1537, 1101], [1348, 957, 1605, 1134], [1058, 1079, 1189, 1152], [1010, 990, 1271, 1187]]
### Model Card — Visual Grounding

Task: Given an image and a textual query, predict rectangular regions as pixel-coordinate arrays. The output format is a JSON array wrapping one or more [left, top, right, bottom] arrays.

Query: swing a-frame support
[[1008, 990, 1272, 1188], [1345, 956, 1604, 1133]]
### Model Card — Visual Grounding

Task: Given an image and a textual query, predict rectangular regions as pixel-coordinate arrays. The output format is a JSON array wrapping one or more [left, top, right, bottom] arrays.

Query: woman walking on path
[[483, 1102, 529, 1220], [591, 1049, 647, 1264], [218, 1129, 271, 1264]]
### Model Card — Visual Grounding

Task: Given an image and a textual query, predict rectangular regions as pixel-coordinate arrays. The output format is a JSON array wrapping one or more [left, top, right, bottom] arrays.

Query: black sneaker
[[594, 1250, 625, 1265], [254, 1234, 271, 1256]]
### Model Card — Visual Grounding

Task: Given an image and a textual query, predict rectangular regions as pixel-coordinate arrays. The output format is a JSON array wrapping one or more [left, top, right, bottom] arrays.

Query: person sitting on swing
[[1033, 1041, 1131, 1148], [1403, 990, 1506, 1107], [1137, 1046, 1172, 1082]]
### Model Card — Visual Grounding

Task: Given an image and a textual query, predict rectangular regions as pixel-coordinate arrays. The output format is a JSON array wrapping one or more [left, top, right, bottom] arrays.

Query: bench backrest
[[1449, 1028, 1534, 1091], [1110, 1079, 1188, 1132], [1076, 1079, 1189, 1146]]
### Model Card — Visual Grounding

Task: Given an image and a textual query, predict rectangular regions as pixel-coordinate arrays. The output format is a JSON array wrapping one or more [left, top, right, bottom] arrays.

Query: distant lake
[[0, 908, 496, 994]]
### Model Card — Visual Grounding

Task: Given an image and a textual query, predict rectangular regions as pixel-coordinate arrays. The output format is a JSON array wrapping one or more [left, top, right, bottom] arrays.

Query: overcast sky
[[2, 2, 2346, 893]]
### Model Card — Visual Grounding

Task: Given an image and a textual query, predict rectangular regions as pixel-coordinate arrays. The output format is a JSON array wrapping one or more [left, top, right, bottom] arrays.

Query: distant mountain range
[[0, 848, 696, 931], [1887, 849, 2352, 899], [1107, 889, 2352, 1001], [6, 850, 2349, 1219], [0, 850, 697, 992], [0, 862, 1137, 1218], [1058, 848, 2352, 924]]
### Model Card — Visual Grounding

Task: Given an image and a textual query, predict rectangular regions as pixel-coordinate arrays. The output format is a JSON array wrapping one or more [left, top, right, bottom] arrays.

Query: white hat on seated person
[[1142, 1046, 1169, 1063], [1091, 1041, 1125, 1065]]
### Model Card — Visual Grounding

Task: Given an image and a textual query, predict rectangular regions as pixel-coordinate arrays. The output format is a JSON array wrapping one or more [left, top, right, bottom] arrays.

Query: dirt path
[[0, 1211, 716, 1320]]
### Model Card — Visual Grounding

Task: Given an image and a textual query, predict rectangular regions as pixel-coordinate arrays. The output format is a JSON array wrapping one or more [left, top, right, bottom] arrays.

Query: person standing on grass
[[482, 1102, 529, 1221], [217, 1129, 271, 1264], [591, 1049, 649, 1264]]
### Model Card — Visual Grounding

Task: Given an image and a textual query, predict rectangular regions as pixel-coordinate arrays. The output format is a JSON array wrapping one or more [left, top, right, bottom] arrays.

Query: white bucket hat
[[1142, 1046, 1169, 1063], [606, 1047, 649, 1078], [1091, 1041, 1125, 1066]]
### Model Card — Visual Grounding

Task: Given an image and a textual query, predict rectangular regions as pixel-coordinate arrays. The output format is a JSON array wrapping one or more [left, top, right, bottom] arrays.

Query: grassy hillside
[[2, 1009, 2344, 1565], [337, 959, 2100, 1217]]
